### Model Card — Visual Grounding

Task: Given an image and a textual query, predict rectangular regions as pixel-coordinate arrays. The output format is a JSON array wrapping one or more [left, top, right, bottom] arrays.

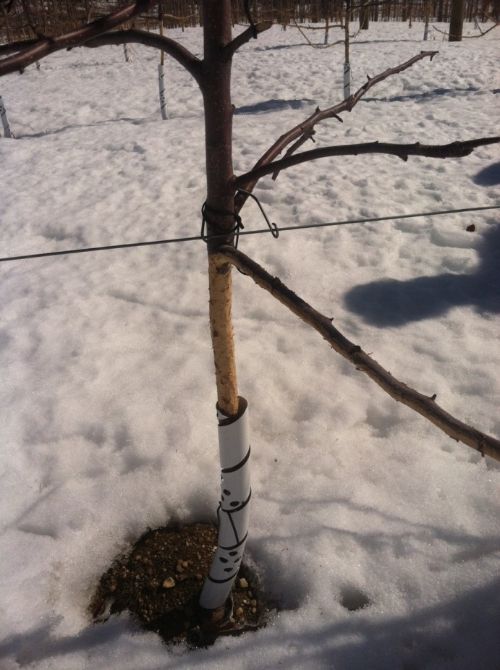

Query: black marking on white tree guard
[[199, 398, 251, 608]]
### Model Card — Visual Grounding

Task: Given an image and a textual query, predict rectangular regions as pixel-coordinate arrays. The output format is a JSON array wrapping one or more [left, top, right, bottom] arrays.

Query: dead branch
[[0, 0, 159, 76], [220, 245, 500, 462], [235, 137, 500, 186], [235, 50, 438, 208], [225, 20, 273, 57]]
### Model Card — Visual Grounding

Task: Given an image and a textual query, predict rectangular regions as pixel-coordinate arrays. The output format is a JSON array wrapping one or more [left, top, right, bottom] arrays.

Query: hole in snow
[[340, 585, 371, 612]]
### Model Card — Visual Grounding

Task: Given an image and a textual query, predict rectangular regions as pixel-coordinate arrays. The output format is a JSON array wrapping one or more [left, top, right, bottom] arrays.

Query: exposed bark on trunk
[[208, 254, 239, 416]]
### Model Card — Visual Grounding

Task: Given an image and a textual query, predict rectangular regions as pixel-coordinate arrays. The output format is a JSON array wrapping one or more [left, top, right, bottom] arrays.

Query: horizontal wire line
[[0, 204, 498, 264]]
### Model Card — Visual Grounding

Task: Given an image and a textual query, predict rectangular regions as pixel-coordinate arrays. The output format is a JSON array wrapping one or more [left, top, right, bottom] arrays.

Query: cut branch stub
[[220, 245, 500, 462]]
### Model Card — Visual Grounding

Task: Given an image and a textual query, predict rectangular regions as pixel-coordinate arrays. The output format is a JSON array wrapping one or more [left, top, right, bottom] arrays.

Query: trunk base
[[90, 522, 271, 647]]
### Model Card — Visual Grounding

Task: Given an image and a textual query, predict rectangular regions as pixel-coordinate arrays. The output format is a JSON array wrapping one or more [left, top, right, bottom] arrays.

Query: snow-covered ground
[[1, 20, 499, 669]]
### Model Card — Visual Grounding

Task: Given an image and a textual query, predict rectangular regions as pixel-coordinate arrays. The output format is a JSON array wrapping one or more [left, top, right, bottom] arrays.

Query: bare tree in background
[[0, 0, 499, 638], [449, 0, 466, 39]]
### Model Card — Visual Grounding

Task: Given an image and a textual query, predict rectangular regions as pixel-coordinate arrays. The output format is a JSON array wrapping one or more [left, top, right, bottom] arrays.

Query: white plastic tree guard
[[343, 62, 351, 99], [0, 96, 13, 138], [158, 63, 168, 120], [199, 397, 251, 611]]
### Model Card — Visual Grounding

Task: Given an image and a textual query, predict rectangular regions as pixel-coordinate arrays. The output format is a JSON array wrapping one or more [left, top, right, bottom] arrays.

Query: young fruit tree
[[1, 0, 499, 641]]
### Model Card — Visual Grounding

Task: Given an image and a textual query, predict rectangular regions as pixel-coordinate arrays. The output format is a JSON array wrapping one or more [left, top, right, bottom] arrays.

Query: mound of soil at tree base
[[89, 522, 273, 647]]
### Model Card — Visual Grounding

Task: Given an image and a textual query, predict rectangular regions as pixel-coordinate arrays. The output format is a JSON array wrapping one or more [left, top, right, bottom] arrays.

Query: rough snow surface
[[0, 20, 499, 669]]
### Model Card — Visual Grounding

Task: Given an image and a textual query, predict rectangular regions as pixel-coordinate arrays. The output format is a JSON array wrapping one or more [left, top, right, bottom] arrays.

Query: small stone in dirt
[[235, 607, 244, 618], [195, 573, 203, 581], [162, 577, 176, 589], [239, 577, 249, 589]]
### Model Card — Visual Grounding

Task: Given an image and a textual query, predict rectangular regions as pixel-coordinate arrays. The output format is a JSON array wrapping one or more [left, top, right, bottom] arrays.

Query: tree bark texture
[[202, 0, 239, 418]]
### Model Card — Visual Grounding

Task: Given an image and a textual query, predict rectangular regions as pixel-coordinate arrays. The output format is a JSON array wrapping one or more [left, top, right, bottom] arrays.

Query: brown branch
[[85, 29, 202, 84], [220, 245, 500, 462], [0, 0, 158, 76], [225, 20, 273, 57], [271, 128, 317, 180], [235, 137, 500, 186], [0, 38, 38, 57], [235, 50, 438, 208]]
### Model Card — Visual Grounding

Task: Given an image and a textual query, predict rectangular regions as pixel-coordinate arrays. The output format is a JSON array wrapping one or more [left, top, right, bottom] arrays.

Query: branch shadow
[[17, 115, 155, 139], [167, 575, 500, 670], [0, 617, 131, 667], [362, 85, 483, 104], [343, 223, 500, 327], [235, 98, 315, 115], [473, 161, 500, 187], [254, 42, 314, 51]]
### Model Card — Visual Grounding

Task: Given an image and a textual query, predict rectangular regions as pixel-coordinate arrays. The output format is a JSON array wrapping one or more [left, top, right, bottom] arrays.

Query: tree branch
[[235, 137, 500, 186], [225, 21, 273, 57], [0, 38, 38, 57], [85, 29, 202, 84], [432, 22, 499, 38], [220, 245, 500, 462], [235, 51, 437, 207], [0, 0, 158, 76]]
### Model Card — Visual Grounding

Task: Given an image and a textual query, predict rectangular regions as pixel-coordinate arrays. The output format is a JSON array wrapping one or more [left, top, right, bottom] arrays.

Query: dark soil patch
[[90, 522, 272, 647]]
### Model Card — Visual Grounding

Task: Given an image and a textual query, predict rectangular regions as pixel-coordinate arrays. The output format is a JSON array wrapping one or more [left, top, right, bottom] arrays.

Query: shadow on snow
[[234, 98, 315, 114], [473, 161, 500, 187], [2, 575, 498, 668], [343, 221, 500, 327], [361, 85, 487, 104]]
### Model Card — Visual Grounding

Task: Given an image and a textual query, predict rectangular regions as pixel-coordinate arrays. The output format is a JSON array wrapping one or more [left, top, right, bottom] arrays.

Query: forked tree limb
[[234, 137, 500, 185], [0, 0, 161, 76], [235, 50, 438, 209], [220, 245, 500, 462]]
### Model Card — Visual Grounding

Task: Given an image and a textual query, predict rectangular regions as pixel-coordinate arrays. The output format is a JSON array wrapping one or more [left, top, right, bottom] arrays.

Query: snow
[[1, 20, 499, 669]]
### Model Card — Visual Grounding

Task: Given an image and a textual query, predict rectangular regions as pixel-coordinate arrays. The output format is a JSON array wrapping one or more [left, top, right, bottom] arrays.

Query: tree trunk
[[198, 0, 251, 615], [449, 0, 465, 39], [437, 0, 444, 22], [360, 3, 369, 29]]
